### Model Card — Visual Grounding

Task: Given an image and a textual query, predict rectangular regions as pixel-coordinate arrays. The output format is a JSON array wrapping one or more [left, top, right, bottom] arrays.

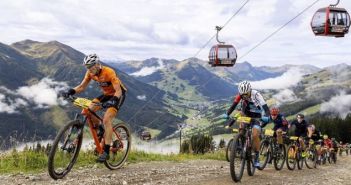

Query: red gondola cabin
[[208, 44, 237, 67], [311, 6, 350, 37]]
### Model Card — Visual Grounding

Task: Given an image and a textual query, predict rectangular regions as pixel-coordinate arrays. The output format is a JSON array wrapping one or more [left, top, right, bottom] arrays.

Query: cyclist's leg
[[103, 107, 117, 146], [276, 128, 283, 144], [87, 96, 103, 125], [252, 123, 261, 167], [102, 93, 125, 154], [252, 125, 261, 152], [299, 136, 305, 150]]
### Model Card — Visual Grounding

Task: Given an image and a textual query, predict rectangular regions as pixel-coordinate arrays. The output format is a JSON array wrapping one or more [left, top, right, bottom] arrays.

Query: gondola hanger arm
[[215, 26, 225, 44], [330, 0, 340, 7]]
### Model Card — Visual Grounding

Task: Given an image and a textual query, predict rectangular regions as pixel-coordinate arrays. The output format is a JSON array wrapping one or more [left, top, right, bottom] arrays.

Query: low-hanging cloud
[[251, 67, 305, 90], [273, 89, 299, 106], [0, 78, 68, 113], [130, 58, 164, 77], [17, 78, 68, 108], [320, 91, 351, 119], [137, 95, 147, 101], [0, 94, 27, 114]]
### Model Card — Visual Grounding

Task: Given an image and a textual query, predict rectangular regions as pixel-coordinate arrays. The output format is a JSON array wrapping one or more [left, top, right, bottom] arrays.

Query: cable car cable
[[193, 0, 250, 58], [126, 0, 250, 132], [239, 0, 321, 60]]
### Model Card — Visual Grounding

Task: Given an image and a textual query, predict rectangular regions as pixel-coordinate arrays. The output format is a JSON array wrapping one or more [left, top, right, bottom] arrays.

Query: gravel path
[[0, 156, 350, 185]]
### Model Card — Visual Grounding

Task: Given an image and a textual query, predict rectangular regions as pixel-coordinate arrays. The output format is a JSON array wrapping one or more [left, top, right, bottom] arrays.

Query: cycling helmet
[[297, 113, 304, 119], [323, 135, 328, 140], [270, 107, 280, 116], [83, 54, 100, 68], [238, 81, 251, 95]]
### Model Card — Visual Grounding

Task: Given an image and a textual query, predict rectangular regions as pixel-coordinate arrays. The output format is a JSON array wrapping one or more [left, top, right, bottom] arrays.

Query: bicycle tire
[[104, 122, 132, 170], [226, 138, 234, 162], [230, 134, 245, 182], [48, 120, 83, 180], [286, 145, 296, 171], [273, 144, 286, 171]]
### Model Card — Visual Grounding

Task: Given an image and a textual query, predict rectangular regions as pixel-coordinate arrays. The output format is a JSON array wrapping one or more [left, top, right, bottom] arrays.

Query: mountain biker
[[308, 124, 323, 162], [62, 54, 127, 162], [222, 81, 270, 167], [289, 113, 309, 156], [263, 107, 289, 145], [322, 135, 333, 155], [331, 137, 338, 152]]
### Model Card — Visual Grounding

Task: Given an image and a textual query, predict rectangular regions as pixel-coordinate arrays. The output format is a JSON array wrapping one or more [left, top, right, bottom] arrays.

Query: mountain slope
[[0, 40, 184, 148]]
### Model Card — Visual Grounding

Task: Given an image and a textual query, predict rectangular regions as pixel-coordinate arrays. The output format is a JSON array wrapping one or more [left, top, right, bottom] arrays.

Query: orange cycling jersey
[[84, 66, 127, 96]]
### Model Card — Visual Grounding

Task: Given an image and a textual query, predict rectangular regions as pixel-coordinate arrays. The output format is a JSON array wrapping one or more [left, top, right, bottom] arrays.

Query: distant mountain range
[[0, 39, 350, 147], [0, 40, 183, 148]]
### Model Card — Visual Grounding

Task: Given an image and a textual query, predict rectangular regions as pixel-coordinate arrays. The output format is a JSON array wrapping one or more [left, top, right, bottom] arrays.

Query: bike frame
[[77, 107, 124, 154]]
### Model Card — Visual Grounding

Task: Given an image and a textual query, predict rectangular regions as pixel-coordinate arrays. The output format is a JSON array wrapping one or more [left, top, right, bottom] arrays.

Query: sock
[[255, 151, 259, 161], [104, 144, 110, 154]]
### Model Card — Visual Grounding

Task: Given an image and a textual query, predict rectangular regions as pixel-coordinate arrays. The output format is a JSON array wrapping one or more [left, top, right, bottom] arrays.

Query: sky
[[0, 0, 350, 67]]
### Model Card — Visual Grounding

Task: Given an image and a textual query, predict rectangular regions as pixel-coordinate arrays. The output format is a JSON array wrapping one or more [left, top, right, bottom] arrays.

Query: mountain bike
[[226, 127, 239, 162], [227, 114, 258, 182], [305, 139, 317, 169], [48, 96, 131, 180], [328, 147, 337, 164], [258, 129, 286, 171], [286, 136, 304, 170]]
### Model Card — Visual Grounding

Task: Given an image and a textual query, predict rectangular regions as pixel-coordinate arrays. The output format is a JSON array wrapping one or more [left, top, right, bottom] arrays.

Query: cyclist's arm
[[254, 91, 270, 117], [110, 72, 123, 98], [282, 116, 289, 126], [226, 95, 241, 116], [73, 72, 91, 94]]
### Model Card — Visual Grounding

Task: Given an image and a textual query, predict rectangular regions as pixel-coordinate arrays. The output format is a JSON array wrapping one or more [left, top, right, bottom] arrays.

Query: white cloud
[[251, 67, 305, 90], [0, 94, 25, 114], [320, 91, 351, 119], [0, 0, 350, 67], [0, 78, 68, 113], [273, 89, 299, 105], [137, 95, 147, 101], [17, 78, 68, 108], [131, 58, 164, 77]]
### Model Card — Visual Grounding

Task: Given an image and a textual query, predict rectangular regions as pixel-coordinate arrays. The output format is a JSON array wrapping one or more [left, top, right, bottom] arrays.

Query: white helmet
[[238, 81, 251, 95], [83, 54, 100, 68]]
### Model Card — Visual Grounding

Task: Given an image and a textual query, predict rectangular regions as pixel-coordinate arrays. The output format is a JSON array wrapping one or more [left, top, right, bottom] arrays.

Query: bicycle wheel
[[226, 138, 234, 162], [322, 153, 327, 165], [247, 147, 255, 176], [331, 152, 337, 164], [257, 140, 270, 170], [297, 151, 304, 170], [286, 145, 296, 170], [305, 148, 317, 169], [48, 120, 83, 180], [273, 144, 286, 171], [230, 134, 245, 182], [328, 151, 332, 164], [104, 122, 131, 170]]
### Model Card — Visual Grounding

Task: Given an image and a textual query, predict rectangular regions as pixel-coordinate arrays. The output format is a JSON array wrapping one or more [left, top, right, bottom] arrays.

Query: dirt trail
[[0, 156, 350, 185]]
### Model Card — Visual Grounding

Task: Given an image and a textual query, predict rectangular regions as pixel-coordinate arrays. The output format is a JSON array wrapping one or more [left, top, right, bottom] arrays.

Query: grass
[[286, 104, 321, 121], [0, 148, 226, 174]]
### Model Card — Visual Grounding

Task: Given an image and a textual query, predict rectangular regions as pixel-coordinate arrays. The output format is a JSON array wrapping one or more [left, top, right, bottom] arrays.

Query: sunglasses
[[86, 64, 96, 69], [241, 93, 250, 98]]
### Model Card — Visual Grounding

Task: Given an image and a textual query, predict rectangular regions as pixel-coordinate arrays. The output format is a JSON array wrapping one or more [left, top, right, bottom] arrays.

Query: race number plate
[[237, 116, 251, 124], [264, 129, 274, 136], [73, 98, 92, 109]]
